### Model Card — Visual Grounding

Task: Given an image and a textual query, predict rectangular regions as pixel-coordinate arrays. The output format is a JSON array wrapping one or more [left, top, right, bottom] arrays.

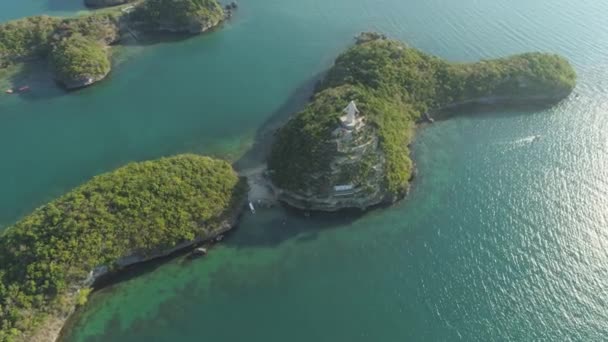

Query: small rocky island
[[0, 0, 229, 89], [0, 155, 247, 342], [268, 33, 577, 211]]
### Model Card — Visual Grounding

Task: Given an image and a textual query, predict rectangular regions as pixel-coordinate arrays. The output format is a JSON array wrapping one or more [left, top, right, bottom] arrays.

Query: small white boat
[[193, 247, 207, 256], [249, 202, 256, 214]]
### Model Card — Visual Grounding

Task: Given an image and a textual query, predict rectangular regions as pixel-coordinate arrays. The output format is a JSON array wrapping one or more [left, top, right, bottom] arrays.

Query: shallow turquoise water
[[1, 0, 608, 341]]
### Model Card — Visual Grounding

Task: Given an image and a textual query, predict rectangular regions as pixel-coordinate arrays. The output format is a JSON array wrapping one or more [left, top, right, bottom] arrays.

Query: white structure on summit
[[340, 101, 361, 129]]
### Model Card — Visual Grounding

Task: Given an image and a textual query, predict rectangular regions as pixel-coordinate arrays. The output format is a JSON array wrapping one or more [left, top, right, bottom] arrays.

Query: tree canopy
[[0, 0, 225, 87], [269, 34, 576, 202], [0, 155, 246, 342], [133, 0, 224, 31], [0, 12, 120, 63], [50, 34, 110, 84]]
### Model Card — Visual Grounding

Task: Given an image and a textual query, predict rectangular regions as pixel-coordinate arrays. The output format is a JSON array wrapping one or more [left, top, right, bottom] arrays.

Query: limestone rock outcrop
[[272, 100, 389, 211], [84, 0, 134, 8]]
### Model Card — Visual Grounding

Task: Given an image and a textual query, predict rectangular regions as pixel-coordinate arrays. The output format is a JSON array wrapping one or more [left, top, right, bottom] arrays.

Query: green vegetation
[[269, 85, 414, 197], [133, 0, 224, 32], [50, 34, 110, 86], [0, 11, 120, 88], [0, 12, 120, 64], [0, 16, 58, 62], [75, 289, 91, 306], [0, 0, 225, 88], [269, 34, 576, 202], [54, 11, 122, 45], [0, 155, 247, 342]]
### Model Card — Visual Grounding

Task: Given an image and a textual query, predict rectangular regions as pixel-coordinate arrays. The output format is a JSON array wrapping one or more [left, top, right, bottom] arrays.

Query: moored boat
[[192, 247, 208, 256]]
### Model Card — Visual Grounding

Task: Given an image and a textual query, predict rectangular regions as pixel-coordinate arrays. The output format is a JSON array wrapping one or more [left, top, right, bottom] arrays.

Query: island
[[0, 155, 247, 342], [0, 0, 228, 90], [268, 33, 576, 211]]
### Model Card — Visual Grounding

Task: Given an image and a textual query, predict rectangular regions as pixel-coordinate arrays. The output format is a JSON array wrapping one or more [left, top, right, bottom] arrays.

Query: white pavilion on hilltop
[[340, 100, 362, 130]]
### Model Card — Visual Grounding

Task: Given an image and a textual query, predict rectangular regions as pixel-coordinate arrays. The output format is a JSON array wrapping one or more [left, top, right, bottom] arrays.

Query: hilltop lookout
[[339, 100, 363, 129], [270, 98, 386, 211]]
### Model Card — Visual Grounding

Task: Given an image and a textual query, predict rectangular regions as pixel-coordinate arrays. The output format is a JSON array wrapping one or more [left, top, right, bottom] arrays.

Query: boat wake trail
[[497, 135, 541, 150]]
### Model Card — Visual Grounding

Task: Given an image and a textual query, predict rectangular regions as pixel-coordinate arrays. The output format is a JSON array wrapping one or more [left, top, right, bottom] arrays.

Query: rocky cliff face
[[133, 0, 226, 34], [84, 0, 134, 8], [29, 213, 242, 342], [49, 34, 113, 90], [57, 70, 110, 90], [156, 17, 222, 34], [273, 104, 389, 211]]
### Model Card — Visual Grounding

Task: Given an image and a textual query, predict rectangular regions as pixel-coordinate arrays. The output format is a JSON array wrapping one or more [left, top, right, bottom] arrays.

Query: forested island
[[0, 155, 247, 342], [268, 33, 577, 211], [0, 0, 228, 89]]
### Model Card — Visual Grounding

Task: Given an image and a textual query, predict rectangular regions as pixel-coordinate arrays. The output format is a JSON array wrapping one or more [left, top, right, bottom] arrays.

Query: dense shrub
[[50, 34, 110, 84], [0, 0, 224, 82], [133, 0, 224, 31], [0, 155, 246, 342], [0, 16, 58, 61], [0, 11, 120, 74], [270, 34, 576, 199]]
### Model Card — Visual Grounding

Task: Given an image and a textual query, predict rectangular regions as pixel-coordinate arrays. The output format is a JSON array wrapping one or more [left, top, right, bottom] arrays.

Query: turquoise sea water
[[1, 0, 608, 341]]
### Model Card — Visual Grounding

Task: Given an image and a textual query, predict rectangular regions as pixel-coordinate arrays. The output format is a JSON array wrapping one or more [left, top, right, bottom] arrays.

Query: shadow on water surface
[[433, 98, 571, 121], [57, 63, 334, 298], [120, 21, 233, 47], [121, 31, 199, 47], [1, 28, 229, 102], [224, 204, 368, 249], [1, 62, 66, 102], [46, 0, 86, 12], [59, 66, 389, 342], [233, 72, 325, 170], [86, 209, 366, 292], [87, 205, 372, 301]]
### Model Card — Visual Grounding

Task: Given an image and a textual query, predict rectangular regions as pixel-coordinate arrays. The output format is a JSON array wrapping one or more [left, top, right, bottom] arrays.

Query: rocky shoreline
[[1, 154, 251, 342], [57, 68, 111, 90], [267, 34, 576, 213], [424, 93, 574, 122], [0, 0, 234, 91], [84, 0, 134, 8], [274, 92, 572, 213], [270, 93, 573, 212], [33, 200, 246, 342]]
